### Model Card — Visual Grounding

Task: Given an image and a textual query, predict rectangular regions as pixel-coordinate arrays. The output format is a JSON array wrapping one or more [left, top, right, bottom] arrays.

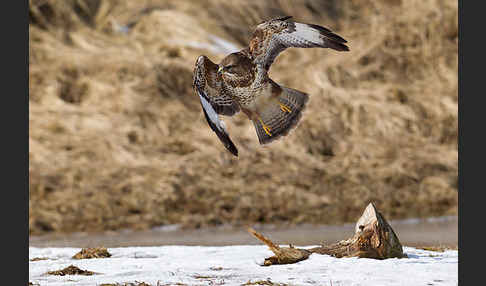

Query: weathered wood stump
[[248, 228, 312, 266], [249, 202, 406, 266]]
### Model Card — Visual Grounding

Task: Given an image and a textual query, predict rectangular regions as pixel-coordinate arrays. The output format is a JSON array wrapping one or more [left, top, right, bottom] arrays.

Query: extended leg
[[258, 116, 272, 136], [279, 103, 292, 113]]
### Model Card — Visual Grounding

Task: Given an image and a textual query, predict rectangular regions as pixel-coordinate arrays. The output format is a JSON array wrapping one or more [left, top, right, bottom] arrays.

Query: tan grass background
[[29, 0, 458, 235]]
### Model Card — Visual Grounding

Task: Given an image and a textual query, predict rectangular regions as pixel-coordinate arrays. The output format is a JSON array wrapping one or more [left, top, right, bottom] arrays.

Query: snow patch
[[29, 245, 458, 286], [172, 34, 241, 55]]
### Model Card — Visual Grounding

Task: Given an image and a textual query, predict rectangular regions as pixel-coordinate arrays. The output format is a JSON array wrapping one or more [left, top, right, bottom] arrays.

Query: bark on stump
[[249, 202, 406, 266]]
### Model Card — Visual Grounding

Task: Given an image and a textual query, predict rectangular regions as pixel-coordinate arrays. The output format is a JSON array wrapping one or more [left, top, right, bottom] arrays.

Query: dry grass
[[30, 257, 49, 262], [72, 247, 112, 259], [243, 279, 289, 286], [99, 283, 152, 286], [29, 0, 457, 235], [45, 265, 97, 276], [417, 245, 458, 252]]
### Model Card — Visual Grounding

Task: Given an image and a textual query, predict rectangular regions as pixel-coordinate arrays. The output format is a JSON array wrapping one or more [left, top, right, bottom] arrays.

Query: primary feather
[[249, 16, 349, 70], [197, 88, 238, 156]]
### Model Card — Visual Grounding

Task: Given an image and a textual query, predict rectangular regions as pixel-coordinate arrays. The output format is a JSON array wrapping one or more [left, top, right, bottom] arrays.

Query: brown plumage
[[193, 16, 349, 156]]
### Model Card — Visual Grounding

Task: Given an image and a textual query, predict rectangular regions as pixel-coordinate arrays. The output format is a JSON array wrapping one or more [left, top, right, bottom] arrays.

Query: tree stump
[[249, 202, 406, 266]]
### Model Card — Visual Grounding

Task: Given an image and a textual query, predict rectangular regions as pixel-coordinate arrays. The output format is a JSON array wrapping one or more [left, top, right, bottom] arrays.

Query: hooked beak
[[217, 65, 224, 75]]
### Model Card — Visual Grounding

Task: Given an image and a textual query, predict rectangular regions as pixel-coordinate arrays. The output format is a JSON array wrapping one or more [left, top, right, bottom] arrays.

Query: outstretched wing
[[249, 16, 349, 70], [193, 55, 238, 156], [193, 55, 240, 116], [197, 88, 238, 156]]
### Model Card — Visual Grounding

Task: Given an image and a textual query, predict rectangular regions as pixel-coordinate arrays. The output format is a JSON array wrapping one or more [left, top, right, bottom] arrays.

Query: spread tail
[[252, 85, 309, 145]]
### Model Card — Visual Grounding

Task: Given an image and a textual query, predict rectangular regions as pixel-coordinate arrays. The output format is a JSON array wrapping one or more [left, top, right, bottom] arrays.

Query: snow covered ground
[[29, 245, 458, 286]]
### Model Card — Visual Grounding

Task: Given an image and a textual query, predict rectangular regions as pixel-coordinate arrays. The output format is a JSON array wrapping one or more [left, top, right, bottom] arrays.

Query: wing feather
[[193, 55, 240, 116], [197, 88, 238, 156], [249, 16, 349, 70], [193, 55, 238, 156]]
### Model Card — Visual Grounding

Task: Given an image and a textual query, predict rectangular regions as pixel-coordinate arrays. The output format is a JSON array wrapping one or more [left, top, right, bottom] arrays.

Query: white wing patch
[[250, 18, 349, 71], [289, 23, 326, 46], [199, 93, 227, 133], [197, 89, 238, 156]]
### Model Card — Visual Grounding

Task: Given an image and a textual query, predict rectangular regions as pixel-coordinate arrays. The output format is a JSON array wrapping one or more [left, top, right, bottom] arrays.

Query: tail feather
[[253, 86, 309, 145]]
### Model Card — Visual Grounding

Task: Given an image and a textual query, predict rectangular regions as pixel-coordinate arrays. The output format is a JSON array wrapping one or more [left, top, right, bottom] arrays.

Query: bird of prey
[[193, 16, 349, 156]]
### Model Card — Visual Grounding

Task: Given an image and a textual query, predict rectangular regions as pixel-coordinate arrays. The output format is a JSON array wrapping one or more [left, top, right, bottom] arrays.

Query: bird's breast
[[223, 72, 255, 89], [231, 85, 265, 107]]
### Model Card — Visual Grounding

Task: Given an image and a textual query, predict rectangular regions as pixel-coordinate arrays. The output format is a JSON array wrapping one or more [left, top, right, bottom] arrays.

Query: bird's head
[[219, 52, 255, 79]]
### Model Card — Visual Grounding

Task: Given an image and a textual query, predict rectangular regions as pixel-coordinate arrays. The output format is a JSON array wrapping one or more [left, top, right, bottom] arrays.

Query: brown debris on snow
[[46, 265, 97, 276], [72, 247, 112, 259], [250, 203, 406, 265]]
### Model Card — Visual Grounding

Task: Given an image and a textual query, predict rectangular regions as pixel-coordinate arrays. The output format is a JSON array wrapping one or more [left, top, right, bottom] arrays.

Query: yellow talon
[[280, 103, 292, 113], [259, 118, 272, 136], [263, 124, 272, 136]]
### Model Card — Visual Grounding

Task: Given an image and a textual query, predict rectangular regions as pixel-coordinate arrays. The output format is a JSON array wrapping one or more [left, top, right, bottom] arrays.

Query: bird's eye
[[225, 65, 236, 72]]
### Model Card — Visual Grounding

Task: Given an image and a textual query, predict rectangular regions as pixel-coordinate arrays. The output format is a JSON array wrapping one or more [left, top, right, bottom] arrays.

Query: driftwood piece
[[249, 202, 406, 266], [248, 228, 311, 266]]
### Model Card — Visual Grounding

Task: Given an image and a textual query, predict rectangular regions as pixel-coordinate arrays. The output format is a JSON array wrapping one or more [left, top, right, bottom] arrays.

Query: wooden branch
[[249, 202, 406, 266], [248, 227, 311, 266]]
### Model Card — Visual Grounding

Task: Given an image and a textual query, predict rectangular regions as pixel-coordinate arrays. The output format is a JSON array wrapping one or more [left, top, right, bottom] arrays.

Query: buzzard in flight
[[193, 16, 349, 156]]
